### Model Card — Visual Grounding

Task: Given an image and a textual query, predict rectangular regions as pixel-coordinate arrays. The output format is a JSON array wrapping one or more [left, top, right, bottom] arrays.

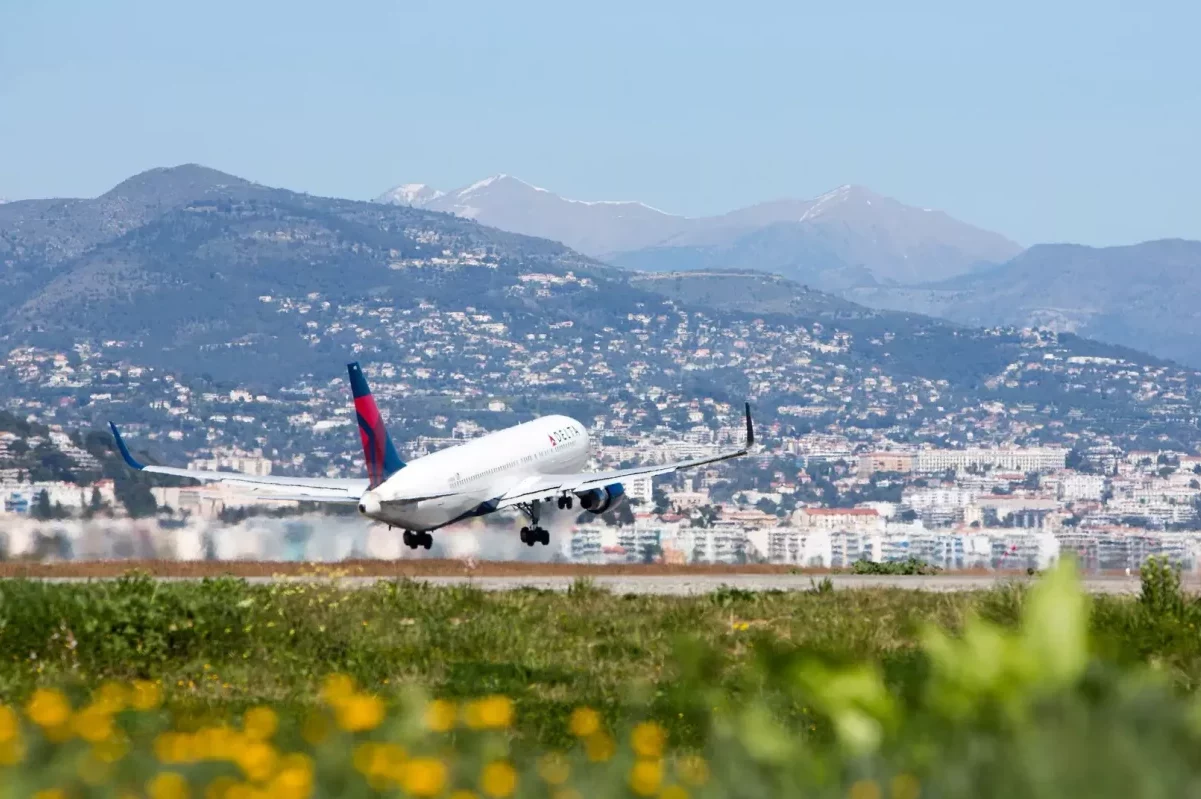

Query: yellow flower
[[890, 774, 921, 799], [353, 741, 406, 783], [72, 704, 115, 743], [148, 771, 191, 799], [33, 791, 67, 799], [0, 705, 18, 742], [193, 726, 239, 761], [155, 732, 198, 764], [675, 755, 710, 787], [585, 731, 616, 762], [628, 759, 664, 797], [203, 776, 239, 799], [335, 693, 385, 732], [480, 760, 518, 798], [849, 779, 883, 799], [423, 698, 457, 732], [320, 674, 356, 706], [269, 755, 316, 799], [660, 786, 690, 799], [243, 706, 279, 740], [0, 736, 27, 766], [631, 721, 667, 758], [131, 680, 163, 711], [537, 752, 571, 785], [401, 757, 448, 797], [569, 706, 601, 737], [463, 694, 515, 730], [93, 681, 130, 713], [25, 688, 71, 728], [93, 734, 130, 763], [235, 741, 278, 783]]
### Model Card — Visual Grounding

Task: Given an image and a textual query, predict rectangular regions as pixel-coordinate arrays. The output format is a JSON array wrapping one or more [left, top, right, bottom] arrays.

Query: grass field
[[2, 560, 1201, 796]]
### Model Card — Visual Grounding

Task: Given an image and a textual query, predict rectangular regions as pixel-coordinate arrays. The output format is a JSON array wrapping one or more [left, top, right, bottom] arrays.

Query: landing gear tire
[[521, 526, 550, 546], [404, 531, 433, 550], [556, 495, 574, 510]]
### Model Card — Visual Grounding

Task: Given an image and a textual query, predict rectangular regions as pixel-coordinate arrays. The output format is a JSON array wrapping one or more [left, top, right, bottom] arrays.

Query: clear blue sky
[[1, 0, 1197, 246]]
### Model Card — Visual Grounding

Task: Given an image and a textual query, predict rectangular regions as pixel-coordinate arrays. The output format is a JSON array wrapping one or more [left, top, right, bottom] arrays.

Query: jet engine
[[577, 483, 626, 514]]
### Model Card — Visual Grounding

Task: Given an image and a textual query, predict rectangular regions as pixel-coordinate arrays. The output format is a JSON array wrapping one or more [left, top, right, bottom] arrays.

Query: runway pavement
[[23, 572, 1155, 595]]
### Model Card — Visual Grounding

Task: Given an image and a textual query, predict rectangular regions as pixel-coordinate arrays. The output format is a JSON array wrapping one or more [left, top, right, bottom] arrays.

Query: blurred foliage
[[848, 557, 943, 576], [3, 560, 1201, 794]]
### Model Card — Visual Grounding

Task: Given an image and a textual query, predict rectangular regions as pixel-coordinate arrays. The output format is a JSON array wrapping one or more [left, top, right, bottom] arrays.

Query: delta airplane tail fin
[[348, 362, 405, 488]]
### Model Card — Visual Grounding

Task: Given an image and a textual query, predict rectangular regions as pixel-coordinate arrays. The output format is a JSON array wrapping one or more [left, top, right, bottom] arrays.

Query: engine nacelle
[[577, 483, 626, 514]]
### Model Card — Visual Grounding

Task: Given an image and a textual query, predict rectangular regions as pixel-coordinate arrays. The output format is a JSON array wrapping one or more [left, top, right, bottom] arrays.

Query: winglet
[[109, 422, 145, 470], [744, 402, 755, 448]]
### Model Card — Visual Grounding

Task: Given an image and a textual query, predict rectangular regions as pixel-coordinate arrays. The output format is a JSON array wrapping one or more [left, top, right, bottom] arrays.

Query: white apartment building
[[902, 487, 980, 527], [187, 449, 273, 477], [625, 475, 654, 505], [914, 448, 1068, 474], [1059, 473, 1107, 502], [152, 484, 298, 519], [1, 480, 117, 515], [795, 507, 884, 532]]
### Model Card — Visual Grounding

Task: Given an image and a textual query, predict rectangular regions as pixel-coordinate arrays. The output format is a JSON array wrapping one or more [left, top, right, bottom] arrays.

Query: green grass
[[5, 561, 1201, 796], [2, 565, 1201, 748], [0, 573, 979, 747]]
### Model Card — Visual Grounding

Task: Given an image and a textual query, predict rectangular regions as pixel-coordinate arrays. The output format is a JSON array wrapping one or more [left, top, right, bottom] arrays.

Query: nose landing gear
[[403, 530, 433, 550]]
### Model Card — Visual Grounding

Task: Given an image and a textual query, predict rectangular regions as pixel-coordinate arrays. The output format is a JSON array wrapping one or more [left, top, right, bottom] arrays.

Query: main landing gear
[[517, 501, 551, 547], [403, 530, 432, 550], [520, 526, 549, 546]]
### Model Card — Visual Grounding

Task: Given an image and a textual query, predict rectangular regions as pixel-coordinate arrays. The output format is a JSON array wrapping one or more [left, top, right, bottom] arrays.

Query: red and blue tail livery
[[348, 361, 405, 488]]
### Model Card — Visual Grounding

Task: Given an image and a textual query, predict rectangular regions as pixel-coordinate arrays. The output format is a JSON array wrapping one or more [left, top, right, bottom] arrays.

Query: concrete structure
[[915, 448, 1068, 474], [857, 451, 914, 478]]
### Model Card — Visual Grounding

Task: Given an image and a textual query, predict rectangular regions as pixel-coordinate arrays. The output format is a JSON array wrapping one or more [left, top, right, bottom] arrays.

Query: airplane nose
[[358, 491, 382, 516]]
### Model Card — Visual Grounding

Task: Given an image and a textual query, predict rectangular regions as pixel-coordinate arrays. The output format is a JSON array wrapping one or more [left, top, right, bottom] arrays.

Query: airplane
[[110, 361, 755, 550]]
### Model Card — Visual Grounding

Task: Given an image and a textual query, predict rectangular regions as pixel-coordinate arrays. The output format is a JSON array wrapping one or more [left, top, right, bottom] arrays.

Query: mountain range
[[1, 163, 1197, 381], [378, 174, 1201, 367], [6, 164, 1201, 454], [375, 176, 1023, 291], [847, 239, 1201, 367]]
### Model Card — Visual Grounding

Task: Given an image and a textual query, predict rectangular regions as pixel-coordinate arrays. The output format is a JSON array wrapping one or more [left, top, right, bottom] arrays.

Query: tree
[[652, 488, 671, 515], [32, 489, 52, 521], [640, 543, 663, 564], [115, 478, 158, 519], [84, 486, 104, 518]]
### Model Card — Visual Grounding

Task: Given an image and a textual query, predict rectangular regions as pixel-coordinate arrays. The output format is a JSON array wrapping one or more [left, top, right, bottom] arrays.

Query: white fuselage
[[359, 414, 591, 532]]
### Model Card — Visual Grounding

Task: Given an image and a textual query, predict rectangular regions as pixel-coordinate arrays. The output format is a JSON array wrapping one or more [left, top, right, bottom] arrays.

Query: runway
[[22, 573, 1153, 595]]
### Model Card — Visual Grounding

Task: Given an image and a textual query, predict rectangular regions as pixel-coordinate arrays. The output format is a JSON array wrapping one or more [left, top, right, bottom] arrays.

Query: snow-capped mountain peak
[[374, 183, 445, 206]]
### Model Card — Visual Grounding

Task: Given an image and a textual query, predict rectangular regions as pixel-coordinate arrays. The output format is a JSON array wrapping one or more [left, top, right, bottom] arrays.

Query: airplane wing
[[109, 423, 369, 502], [494, 402, 755, 508]]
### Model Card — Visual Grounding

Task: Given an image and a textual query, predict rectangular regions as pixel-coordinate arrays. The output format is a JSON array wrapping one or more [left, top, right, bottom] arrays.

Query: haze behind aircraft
[[110, 362, 754, 549]]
